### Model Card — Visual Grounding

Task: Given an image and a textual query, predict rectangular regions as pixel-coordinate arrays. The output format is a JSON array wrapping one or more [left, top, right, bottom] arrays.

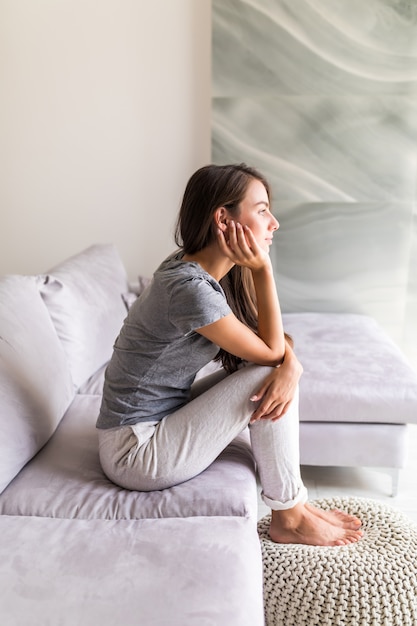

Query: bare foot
[[269, 503, 363, 546], [305, 503, 362, 530]]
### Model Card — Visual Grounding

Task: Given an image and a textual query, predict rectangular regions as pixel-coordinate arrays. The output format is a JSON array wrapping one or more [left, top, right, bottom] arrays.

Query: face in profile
[[235, 179, 279, 252]]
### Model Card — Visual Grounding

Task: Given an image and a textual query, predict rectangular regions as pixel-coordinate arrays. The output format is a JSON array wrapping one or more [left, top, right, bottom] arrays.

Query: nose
[[270, 215, 279, 231]]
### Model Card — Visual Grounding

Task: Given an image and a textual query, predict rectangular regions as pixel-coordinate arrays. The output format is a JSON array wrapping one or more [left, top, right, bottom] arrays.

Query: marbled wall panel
[[404, 209, 417, 355], [212, 0, 417, 369], [270, 201, 412, 339], [213, 0, 417, 96], [213, 97, 417, 202]]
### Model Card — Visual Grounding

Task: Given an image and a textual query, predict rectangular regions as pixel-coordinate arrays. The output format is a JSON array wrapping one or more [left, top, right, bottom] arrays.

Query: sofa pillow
[[38, 244, 129, 390], [0, 275, 75, 494]]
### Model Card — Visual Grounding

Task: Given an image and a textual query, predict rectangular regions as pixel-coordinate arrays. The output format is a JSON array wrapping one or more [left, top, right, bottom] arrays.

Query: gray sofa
[[0, 244, 264, 626], [2, 243, 416, 625]]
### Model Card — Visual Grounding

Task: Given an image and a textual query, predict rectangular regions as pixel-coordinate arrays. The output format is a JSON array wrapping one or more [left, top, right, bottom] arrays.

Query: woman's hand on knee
[[250, 396, 292, 423], [249, 345, 303, 423]]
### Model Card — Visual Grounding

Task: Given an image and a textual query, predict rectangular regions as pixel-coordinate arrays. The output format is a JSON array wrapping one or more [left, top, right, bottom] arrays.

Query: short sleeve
[[168, 276, 232, 335]]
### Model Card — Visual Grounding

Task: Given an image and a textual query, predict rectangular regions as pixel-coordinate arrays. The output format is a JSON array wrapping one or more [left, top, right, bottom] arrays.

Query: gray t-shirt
[[96, 251, 232, 429]]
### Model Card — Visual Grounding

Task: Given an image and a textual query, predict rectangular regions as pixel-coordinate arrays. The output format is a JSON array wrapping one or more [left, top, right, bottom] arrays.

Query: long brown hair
[[175, 163, 271, 373]]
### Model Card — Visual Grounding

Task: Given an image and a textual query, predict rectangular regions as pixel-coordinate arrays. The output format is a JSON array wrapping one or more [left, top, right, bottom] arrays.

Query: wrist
[[251, 258, 273, 277], [282, 344, 303, 376]]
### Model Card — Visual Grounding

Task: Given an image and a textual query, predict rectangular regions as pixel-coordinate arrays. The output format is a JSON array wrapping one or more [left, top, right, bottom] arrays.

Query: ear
[[214, 207, 230, 232]]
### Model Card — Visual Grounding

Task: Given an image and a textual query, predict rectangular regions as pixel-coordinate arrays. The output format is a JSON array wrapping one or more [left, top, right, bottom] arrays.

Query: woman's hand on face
[[217, 220, 270, 271], [249, 348, 303, 423]]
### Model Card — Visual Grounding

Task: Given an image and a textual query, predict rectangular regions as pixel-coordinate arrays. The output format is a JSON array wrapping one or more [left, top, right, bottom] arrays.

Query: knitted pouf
[[257, 497, 417, 626]]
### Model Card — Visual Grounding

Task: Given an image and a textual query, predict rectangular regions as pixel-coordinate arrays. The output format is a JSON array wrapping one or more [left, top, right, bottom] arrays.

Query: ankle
[[271, 503, 304, 530]]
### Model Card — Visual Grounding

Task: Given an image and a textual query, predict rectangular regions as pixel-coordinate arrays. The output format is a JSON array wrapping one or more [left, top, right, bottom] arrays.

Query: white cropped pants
[[98, 364, 308, 510]]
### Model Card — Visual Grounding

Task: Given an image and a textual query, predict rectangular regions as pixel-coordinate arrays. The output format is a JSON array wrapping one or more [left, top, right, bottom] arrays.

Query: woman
[[97, 163, 362, 546]]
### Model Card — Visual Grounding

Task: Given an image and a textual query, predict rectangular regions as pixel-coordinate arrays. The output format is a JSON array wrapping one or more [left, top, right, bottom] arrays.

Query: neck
[[183, 243, 233, 282]]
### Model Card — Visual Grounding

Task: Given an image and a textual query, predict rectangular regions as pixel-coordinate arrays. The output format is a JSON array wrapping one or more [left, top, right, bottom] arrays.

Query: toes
[[335, 529, 363, 546], [332, 509, 362, 528]]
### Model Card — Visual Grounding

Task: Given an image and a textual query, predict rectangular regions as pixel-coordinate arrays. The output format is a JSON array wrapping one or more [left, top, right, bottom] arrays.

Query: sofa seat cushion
[[0, 394, 258, 520], [38, 244, 129, 390], [282, 312, 417, 425], [0, 275, 74, 495], [0, 514, 264, 626]]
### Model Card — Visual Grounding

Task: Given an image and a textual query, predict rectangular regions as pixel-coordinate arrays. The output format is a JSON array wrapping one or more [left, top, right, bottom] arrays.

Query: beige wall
[[0, 0, 211, 280]]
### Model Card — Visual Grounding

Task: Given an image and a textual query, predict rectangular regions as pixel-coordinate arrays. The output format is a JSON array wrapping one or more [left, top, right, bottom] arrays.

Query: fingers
[[250, 400, 289, 423], [249, 383, 267, 404], [216, 224, 244, 263], [227, 221, 252, 257], [217, 220, 265, 269], [217, 222, 248, 263], [250, 375, 293, 423], [271, 402, 290, 420], [250, 381, 284, 423], [216, 228, 234, 259]]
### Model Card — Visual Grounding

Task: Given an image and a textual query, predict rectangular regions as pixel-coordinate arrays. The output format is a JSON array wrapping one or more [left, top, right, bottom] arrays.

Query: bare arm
[[197, 220, 286, 366]]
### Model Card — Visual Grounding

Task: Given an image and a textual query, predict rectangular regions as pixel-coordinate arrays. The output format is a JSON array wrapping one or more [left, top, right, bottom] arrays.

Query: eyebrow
[[254, 201, 269, 208]]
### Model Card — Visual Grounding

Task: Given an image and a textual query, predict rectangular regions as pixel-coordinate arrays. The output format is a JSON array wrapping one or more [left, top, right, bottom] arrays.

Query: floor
[[257, 423, 417, 524]]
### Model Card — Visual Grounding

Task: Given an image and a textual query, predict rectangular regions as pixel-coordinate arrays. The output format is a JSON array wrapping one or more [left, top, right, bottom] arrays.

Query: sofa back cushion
[[38, 244, 129, 390], [0, 275, 75, 494]]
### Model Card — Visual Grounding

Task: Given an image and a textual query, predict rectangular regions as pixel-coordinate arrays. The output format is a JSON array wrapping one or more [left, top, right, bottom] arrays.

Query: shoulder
[[156, 251, 224, 299], [153, 252, 231, 332]]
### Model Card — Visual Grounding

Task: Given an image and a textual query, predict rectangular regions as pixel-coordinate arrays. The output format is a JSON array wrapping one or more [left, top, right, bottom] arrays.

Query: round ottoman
[[257, 497, 417, 626]]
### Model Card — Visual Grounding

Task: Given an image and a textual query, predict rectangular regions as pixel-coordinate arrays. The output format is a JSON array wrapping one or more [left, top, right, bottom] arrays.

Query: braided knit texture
[[257, 497, 417, 626]]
